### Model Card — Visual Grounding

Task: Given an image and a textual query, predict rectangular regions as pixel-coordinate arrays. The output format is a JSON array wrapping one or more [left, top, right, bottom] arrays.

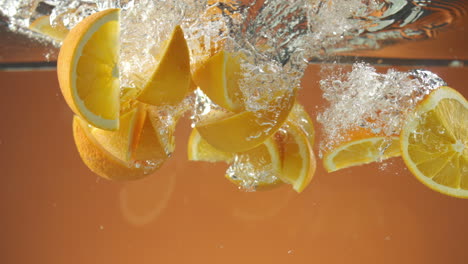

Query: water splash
[[187, 0, 308, 114], [119, 0, 206, 90], [304, 0, 381, 57], [1, 0, 465, 59], [332, 0, 468, 53], [317, 62, 445, 152]]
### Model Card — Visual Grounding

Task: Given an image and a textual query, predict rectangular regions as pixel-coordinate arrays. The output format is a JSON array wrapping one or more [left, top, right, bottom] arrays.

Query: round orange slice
[[58, 9, 120, 131], [401, 86, 468, 198]]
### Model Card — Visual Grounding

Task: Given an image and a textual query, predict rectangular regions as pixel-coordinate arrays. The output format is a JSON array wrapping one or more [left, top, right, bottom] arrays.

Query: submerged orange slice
[[188, 103, 316, 192], [192, 50, 244, 112], [196, 89, 296, 153], [401, 86, 468, 198], [323, 126, 401, 172], [58, 9, 120, 130], [73, 104, 171, 180], [277, 122, 316, 193], [137, 25, 191, 106]]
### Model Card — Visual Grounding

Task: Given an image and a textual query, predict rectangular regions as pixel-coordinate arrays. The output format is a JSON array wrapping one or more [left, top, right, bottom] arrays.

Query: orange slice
[[401, 86, 468, 198], [137, 25, 191, 106], [188, 103, 317, 193], [187, 128, 282, 190], [323, 128, 401, 172], [276, 122, 316, 193], [73, 104, 171, 180], [58, 9, 120, 130], [29, 15, 69, 42], [196, 89, 296, 153], [187, 128, 234, 163], [192, 50, 244, 112]]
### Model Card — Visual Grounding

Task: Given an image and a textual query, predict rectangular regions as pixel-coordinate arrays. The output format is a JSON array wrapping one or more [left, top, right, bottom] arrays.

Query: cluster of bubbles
[[317, 63, 446, 154]]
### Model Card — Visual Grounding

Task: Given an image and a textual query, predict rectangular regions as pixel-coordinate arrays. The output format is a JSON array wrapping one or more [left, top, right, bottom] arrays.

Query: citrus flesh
[[58, 9, 120, 130], [276, 122, 316, 193], [322, 125, 401, 173], [192, 50, 244, 112], [73, 116, 146, 181], [132, 107, 174, 163], [187, 128, 282, 189], [401, 86, 468, 198], [188, 103, 316, 192], [119, 87, 140, 116], [323, 135, 401, 173], [90, 106, 143, 163], [196, 89, 296, 153], [187, 128, 234, 163], [137, 25, 191, 106], [29, 15, 69, 42], [73, 104, 170, 181]]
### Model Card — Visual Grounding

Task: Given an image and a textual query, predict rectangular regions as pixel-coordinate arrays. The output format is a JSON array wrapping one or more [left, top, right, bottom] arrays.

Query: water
[[0, 0, 465, 187], [1, 1, 468, 262], [1, 0, 465, 87], [307, 0, 468, 55], [2, 0, 464, 80], [2, 1, 465, 47]]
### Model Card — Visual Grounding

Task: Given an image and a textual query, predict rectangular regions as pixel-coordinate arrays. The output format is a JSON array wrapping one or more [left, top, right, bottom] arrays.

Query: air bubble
[[317, 62, 445, 152]]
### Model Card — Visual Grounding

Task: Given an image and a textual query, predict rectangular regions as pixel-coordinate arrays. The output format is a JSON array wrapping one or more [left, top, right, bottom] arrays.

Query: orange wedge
[[187, 128, 234, 163], [192, 50, 244, 112], [188, 103, 317, 193], [90, 106, 143, 163], [73, 104, 171, 180], [58, 9, 120, 130], [401, 86, 468, 198], [29, 15, 69, 42], [323, 128, 401, 172], [276, 122, 316, 193], [188, 128, 282, 190], [137, 25, 191, 106], [196, 89, 296, 153]]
